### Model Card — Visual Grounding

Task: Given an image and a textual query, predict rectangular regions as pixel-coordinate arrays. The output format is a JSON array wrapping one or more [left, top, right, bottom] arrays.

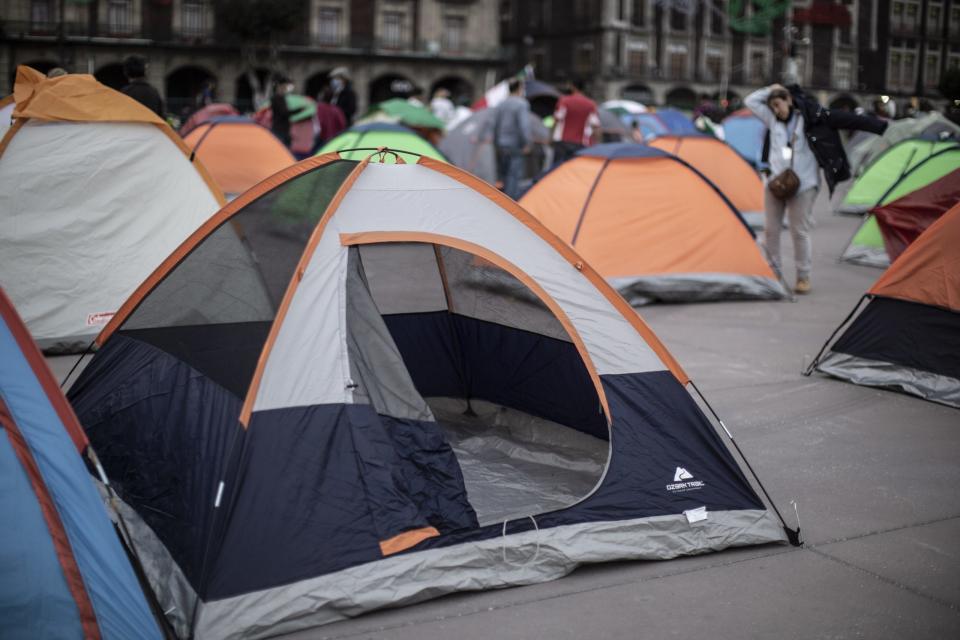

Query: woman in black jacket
[[746, 84, 886, 294]]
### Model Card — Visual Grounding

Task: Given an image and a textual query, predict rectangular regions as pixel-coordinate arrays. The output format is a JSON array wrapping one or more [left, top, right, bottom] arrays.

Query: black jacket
[[763, 86, 887, 194], [121, 80, 165, 119]]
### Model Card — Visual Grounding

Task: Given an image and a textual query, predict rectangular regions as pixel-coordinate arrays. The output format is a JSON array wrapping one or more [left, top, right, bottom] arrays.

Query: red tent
[[872, 168, 960, 262]]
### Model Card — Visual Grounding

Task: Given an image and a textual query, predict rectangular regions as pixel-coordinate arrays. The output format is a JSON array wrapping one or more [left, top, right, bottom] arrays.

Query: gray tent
[[439, 108, 551, 185]]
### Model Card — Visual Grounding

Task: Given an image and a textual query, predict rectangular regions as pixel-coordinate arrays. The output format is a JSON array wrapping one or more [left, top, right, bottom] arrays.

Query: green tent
[[318, 122, 446, 164], [838, 138, 959, 214], [840, 143, 960, 266], [363, 98, 446, 130]]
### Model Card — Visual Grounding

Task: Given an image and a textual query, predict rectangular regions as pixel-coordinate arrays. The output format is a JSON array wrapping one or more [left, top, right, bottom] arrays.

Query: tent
[[600, 98, 647, 115], [364, 97, 446, 130], [439, 109, 551, 184], [648, 134, 767, 229], [0, 66, 224, 353], [597, 108, 628, 141], [848, 112, 960, 176], [321, 122, 446, 163], [179, 102, 240, 136], [807, 201, 960, 407], [722, 108, 766, 170], [0, 287, 162, 638], [838, 138, 960, 214], [653, 108, 698, 135], [840, 168, 960, 267], [0, 93, 13, 137], [67, 151, 793, 638], [183, 116, 296, 199], [623, 112, 669, 140], [518, 144, 786, 304]]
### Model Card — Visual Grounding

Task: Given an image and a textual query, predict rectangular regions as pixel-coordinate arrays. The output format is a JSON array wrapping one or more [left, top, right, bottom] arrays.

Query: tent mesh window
[[354, 242, 609, 525], [118, 159, 359, 397]]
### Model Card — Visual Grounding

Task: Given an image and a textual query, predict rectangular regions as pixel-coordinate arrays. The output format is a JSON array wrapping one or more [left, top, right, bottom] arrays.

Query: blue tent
[[723, 110, 767, 170], [654, 108, 698, 135], [0, 287, 161, 639]]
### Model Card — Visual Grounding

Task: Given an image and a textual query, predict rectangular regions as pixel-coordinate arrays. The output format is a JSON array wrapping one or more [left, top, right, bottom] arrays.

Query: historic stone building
[[1, 0, 502, 118], [499, 0, 956, 109]]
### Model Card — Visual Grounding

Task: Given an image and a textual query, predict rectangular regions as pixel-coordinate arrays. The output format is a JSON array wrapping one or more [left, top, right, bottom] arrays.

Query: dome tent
[[519, 144, 786, 304], [183, 116, 295, 199], [0, 66, 224, 352], [807, 201, 960, 407], [0, 287, 162, 639], [319, 121, 445, 163], [68, 149, 794, 638], [648, 133, 766, 229]]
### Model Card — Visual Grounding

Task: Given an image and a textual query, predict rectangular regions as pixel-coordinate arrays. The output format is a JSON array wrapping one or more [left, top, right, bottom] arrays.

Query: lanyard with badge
[[782, 114, 798, 162]]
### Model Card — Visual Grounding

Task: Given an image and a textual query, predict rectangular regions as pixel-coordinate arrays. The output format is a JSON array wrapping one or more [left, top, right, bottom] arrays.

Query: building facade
[[500, 0, 956, 109], [1, 0, 503, 118]]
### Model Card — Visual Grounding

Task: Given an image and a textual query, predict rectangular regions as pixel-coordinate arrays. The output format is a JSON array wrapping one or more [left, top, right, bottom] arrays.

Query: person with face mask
[[746, 83, 886, 294], [328, 67, 357, 126]]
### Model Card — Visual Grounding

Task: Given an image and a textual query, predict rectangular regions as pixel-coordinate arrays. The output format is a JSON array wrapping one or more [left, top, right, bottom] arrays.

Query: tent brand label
[[667, 467, 705, 493], [85, 311, 115, 327]]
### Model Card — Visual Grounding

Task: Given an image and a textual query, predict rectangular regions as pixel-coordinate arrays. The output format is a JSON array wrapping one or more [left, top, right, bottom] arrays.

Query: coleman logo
[[86, 311, 115, 327], [667, 466, 705, 493], [673, 467, 693, 482]]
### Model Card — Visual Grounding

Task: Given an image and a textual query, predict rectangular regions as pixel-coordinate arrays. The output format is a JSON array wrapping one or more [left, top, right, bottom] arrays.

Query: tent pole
[[689, 381, 802, 546], [802, 294, 868, 375]]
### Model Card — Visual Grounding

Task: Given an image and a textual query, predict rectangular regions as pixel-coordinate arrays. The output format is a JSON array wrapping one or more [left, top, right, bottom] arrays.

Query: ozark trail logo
[[667, 466, 705, 493]]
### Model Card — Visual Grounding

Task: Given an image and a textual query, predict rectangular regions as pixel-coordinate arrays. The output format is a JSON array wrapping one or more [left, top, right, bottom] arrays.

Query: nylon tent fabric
[[840, 215, 889, 268], [648, 134, 766, 230], [722, 109, 766, 169], [0, 287, 162, 639], [600, 99, 647, 115], [68, 152, 789, 639], [518, 143, 785, 304], [439, 109, 551, 184], [622, 112, 668, 140], [847, 112, 960, 176], [653, 108, 698, 135], [320, 122, 446, 163], [365, 98, 446, 130], [179, 103, 240, 136], [872, 168, 960, 263], [183, 117, 295, 198], [0, 68, 224, 353], [811, 202, 960, 407], [838, 138, 959, 214]]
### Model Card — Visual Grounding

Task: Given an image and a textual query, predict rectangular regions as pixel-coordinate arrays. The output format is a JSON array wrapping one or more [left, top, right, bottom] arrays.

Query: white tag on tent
[[684, 506, 708, 524]]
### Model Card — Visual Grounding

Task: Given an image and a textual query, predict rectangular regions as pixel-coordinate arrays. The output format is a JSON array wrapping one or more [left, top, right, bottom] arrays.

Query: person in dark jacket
[[747, 83, 886, 294], [120, 55, 164, 118], [328, 67, 357, 126]]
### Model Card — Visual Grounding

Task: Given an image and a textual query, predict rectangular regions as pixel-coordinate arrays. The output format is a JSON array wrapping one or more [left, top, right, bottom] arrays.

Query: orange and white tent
[[0, 66, 224, 352], [519, 144, 786, 304], [808, 201, 960, 407], [183, 116, 295, 199], [648, 134, 766, 229]]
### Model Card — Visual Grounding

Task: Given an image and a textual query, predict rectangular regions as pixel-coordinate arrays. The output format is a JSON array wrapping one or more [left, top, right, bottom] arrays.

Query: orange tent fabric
[[519, 144, 784, 303], [648, 135, 764, 221], [183, 118, 295, 197], [869, 201, 960, 313]]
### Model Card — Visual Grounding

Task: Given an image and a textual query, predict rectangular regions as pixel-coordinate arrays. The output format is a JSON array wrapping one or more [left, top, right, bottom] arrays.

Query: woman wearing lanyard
[[746, 84, 886, 294]]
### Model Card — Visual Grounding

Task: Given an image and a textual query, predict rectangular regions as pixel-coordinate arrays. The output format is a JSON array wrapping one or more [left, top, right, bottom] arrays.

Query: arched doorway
[[621, 83, 654, 105], [829, 93, 860, 113], [304, 69, 333, 101], [166, 65, 217, 120], [235, 68, 275, 113], [664, 86, 697, 110], [369, 73, 416, 105], [95, 63, 127, 91], [430, 75, 474, 106]]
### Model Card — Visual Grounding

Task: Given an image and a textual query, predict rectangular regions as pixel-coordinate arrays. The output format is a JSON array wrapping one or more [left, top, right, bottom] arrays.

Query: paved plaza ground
[[47, 191, 960, 639]]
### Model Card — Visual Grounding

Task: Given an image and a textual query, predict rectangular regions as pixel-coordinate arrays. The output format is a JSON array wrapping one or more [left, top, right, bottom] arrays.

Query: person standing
[[490, 78, 532, 200], [746, 83, 886, 294], [328, 67, 357, 126], [551, 80, 600, 166], [270, 81, 293, 148], [121, 55, 164, 118]]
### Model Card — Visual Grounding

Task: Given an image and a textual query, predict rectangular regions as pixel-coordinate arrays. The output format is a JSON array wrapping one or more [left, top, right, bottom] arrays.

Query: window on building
[[181, 0, 208, 38], [833, 58, 852, 90], [382, 10, 406, 48], [952, 7, 960, 34], [31, 0, 52, 30], [316, 6, 342, 45], [889, 51, 902, 87], [929, 4, 942, 36], [575, 42, 595, 75], [711, 0, 724, 35], [619, 0, 627, 20], [705, 54, 723, 82], [925, 53, 940, 87], [442, 14, 466, 52], [750, 50, 766, 82], [107, 0, 133, 35], [627, 47, 648, 76], [949, 54, 960, 70], [632, 0, 646, 26], [669, 51, 688, 79], [670, 8, 687, 31]]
